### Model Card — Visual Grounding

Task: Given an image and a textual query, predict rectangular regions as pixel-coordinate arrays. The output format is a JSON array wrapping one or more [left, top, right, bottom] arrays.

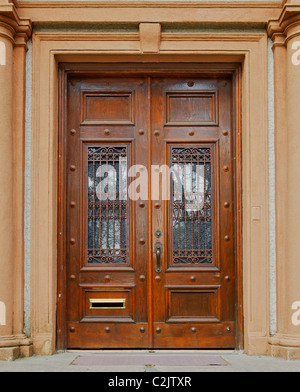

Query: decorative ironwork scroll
[[87, 146, 129, 264]]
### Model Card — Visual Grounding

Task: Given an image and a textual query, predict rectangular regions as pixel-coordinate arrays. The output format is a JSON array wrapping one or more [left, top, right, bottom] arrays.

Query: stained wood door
[[64, 72, 236, 349], [150, 77, 235, 348], [66, 77, 149, 348]]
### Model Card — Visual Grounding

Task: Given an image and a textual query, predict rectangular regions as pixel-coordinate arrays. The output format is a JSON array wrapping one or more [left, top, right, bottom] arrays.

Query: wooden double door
[[63, 70, 237, 349]]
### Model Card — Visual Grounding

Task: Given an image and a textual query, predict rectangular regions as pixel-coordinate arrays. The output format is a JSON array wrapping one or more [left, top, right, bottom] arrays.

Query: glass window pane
[[87, 146, 129, 264], [170, 146, 213, 265]]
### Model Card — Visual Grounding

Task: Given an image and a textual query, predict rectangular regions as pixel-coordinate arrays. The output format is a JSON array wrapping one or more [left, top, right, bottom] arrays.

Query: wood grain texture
[[58, 64, 241, 349]]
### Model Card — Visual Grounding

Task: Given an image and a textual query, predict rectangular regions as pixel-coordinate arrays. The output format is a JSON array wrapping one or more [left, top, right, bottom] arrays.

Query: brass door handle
[[155, 242, 162, 273]]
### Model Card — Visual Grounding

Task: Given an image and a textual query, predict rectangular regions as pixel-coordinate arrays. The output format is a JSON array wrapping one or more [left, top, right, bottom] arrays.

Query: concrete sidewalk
[[0, 350, 300, 372]]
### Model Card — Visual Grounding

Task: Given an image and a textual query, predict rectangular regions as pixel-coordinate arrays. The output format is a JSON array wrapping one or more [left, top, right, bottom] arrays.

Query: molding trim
[[0, 3, 31, 48], [15, 1, 284, 10], [268, 334, 300, 359], [161, 32, 266, 42], [268, 4, 300, 45], [269, 333, 300, 347], [27, 30, 269, 356], [0, 335, 33, 348], [15, 1, 283, 25]]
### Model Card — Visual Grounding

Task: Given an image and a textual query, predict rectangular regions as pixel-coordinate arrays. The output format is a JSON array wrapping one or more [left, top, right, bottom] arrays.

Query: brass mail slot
[[89, 298, 126, 310]]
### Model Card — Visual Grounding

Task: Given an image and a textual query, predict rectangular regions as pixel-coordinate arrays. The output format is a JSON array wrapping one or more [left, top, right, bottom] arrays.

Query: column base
[[32, 333, 55, 356], [242, 333, 300, 360], [0, 335, 33, 361], [0, 347, 20, 361], [269, 345, 300, 360], [244, 332, 269, 356], [268, 334, 300, 360]]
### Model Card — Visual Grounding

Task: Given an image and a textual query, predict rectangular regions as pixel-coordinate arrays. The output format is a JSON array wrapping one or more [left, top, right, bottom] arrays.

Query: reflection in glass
[[170, 146, 213, 265], [87, 146, 128, 264]]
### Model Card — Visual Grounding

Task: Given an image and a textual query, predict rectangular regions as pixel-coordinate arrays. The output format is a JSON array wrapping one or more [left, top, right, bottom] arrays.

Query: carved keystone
[[139, 23, 161, 53]]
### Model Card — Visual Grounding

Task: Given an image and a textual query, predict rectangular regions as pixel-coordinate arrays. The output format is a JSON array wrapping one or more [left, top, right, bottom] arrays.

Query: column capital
[[268, 4, 300, 46], [0, 3, 31, 49]]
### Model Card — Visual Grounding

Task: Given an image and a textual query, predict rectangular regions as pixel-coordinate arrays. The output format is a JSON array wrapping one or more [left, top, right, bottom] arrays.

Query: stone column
[[0, 4, 32, 361], [268, 3, 300, 360]]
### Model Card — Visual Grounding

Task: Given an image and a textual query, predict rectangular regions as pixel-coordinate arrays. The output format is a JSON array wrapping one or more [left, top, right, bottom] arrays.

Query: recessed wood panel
[[166, 286, 220, 322], [81, 91, 134, 125], [166, 92, 218, 125]]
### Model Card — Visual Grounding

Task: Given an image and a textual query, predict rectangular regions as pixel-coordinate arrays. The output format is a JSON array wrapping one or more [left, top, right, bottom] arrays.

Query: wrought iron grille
[[170, 146, 213, 265], [87, 146, 129, 264]]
